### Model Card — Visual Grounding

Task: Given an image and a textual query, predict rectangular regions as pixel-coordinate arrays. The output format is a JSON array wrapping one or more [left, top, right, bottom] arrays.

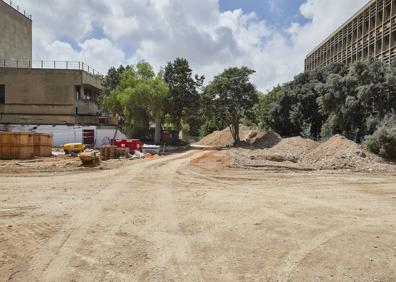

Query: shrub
[[364, 115, 396, 159]]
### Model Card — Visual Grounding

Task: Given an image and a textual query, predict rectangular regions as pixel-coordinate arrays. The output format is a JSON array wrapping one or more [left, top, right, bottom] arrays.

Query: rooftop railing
[[0, 60, 103, 76], [2, 0, 32, 20]]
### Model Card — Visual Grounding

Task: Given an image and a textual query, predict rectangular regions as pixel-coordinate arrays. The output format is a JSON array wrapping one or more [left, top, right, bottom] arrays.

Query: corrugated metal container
[[33, 133, 53, 157], [0, 132, 35, 160]]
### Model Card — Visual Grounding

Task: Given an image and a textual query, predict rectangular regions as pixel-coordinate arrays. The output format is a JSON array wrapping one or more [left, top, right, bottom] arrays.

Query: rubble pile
[[231, 134, 395, 173]]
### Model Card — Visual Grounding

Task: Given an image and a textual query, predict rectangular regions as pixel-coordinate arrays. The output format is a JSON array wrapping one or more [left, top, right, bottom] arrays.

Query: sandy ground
[[0, 149, 395, 282]]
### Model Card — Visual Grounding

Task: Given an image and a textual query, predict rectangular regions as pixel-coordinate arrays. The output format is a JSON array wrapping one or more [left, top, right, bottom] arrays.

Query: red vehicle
[[111, 139, 142, 153]]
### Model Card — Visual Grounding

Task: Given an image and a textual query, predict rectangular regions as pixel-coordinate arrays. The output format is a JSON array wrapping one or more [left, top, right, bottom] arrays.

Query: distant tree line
[[250, 59, 396, 158], [101, 58, 395, 158], [101, 58, 258, 144]]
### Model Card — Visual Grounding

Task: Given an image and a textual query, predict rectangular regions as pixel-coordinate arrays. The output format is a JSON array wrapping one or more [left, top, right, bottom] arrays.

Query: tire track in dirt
[[22, 152, 195, 282], [142, 153, 204, 282], [275, 215, 396, 282]]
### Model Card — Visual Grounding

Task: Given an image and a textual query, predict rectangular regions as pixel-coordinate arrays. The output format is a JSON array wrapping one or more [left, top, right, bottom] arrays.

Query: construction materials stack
[[100, 145, 117, 161]]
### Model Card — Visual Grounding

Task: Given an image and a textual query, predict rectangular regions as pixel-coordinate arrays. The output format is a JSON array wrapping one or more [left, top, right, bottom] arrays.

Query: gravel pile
[[231, 134, 395, 173], [248, 132, 282, 149], [301, 135, 383, 170]]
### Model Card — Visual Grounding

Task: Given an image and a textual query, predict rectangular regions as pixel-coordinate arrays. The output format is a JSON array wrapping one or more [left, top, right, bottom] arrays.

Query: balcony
[[0, 60, 102, 77]]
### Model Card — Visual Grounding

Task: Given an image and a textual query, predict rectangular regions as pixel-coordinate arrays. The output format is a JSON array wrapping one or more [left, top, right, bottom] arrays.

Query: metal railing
[[0, 60, 102, 76], [2, 0, 32, 20]]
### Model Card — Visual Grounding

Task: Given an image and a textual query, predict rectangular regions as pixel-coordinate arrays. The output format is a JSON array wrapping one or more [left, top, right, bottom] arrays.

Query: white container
[[142, 145, 161, 155]]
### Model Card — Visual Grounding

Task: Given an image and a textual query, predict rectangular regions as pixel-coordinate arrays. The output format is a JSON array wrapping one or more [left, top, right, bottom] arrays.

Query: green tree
[[265, 59, 395, 144], [364, 114, 396, 159], [164, 58, 205, 134], [202, 67, 258, 144], [103, 62, 169, 143], [253, 86, 282, 130], [267, 65, 345, 139], [317, 59, 395, 141], [102, 65, 129, 96]]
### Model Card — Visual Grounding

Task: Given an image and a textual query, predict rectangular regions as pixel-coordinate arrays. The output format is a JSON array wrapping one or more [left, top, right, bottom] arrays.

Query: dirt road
[[1, 150, 395, 281]]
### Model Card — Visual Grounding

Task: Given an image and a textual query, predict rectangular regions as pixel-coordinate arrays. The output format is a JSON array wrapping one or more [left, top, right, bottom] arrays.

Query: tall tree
[[103, 62, 169, 143], [102, 65, 126, 96], [164, 58, 205, 133], [265, 59, 395, 144], [249, 86, 282, 131], [202, 67, 258, 144]]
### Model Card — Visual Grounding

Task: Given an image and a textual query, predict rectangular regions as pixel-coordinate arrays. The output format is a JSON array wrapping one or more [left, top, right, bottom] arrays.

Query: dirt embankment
[[231, 134, 396, 173]]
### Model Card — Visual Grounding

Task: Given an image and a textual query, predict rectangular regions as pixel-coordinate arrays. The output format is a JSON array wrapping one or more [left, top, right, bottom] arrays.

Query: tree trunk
[[154, 111, 161, 145], [229, 123, 240, 145], [234, 123, 240, 144]]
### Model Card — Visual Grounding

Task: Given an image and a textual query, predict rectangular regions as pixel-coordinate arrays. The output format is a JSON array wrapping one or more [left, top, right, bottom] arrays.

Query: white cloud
[[15, 0, 368, 91]]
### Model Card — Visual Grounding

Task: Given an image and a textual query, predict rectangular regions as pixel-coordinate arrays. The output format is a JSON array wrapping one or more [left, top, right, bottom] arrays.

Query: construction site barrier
[[0, 132, 53, 160]]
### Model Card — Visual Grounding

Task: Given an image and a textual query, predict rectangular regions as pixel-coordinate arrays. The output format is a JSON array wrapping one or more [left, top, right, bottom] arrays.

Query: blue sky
[[219, 0, 308, 27]]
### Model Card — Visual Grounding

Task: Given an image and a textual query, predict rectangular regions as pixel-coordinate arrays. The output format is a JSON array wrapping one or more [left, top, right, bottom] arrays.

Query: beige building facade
[[0, 0, 32, 61], [0, 68, 112, 125], [0, 1, 116, 127], [305, 0, 396, 71]]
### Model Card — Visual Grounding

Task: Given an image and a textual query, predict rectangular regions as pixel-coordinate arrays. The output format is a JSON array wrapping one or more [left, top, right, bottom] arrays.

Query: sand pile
[[231, 134, 319, 168], [196, 126, 262, 147], [301, 135, 381, 170], [231, 134, 394, 173], [249, 132, 282, 148], [265, 137, 319, 161]]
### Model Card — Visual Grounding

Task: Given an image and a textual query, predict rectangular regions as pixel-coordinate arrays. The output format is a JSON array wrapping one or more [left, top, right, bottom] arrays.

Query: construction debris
[[231, 134, 396, 173], [100, 145, 117, 160], [142, 144, 161, 155], [132, 151, 145, 159], [79, 151, 100, 167]]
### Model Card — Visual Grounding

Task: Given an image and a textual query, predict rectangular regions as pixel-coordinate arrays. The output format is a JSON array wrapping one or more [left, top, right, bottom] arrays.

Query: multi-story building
[[305, 0, 396, 71], [0, 0, 125, 147], [0, 62, 106, 126]]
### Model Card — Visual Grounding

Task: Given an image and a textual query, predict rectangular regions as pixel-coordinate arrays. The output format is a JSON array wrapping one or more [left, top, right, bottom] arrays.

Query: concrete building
[[1, 67, 97, 125], [0, 0, 124, 147], [305, 0, 396, 71], [0, 66, 115, 126], [0, 0, 32, 61]]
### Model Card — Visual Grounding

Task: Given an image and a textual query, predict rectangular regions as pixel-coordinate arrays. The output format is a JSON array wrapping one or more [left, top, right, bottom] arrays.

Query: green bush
[[364, 115, 396, 159]]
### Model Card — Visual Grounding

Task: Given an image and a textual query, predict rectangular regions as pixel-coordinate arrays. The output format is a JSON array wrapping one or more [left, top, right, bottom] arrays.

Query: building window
[[75, 86, 81, 100], [0, 85, 5, 104], [84, 89, 92, 101], [385, 4, 391, 21]]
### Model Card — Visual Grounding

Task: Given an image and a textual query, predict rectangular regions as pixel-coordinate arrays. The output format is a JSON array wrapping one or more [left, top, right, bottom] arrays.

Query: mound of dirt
[[301, 135, 382, 170], [231, 134, 395, 173], [196, 126, 262, 147], [231, 136, 320, 168], [249, 132, 282, 149], [267, 137, 319, 160]]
